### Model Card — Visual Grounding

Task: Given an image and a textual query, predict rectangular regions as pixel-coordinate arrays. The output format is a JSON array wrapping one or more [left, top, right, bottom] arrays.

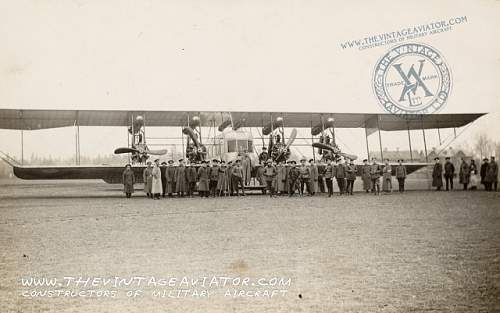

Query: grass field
[[0, 179, 499, 312]]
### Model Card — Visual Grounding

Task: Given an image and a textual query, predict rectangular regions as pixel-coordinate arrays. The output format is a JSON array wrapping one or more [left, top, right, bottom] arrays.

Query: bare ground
[[0, 180, 499, 313]]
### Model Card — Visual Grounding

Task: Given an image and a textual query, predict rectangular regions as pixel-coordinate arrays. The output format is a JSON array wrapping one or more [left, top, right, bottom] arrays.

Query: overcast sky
[[0, 0, 498, 161]]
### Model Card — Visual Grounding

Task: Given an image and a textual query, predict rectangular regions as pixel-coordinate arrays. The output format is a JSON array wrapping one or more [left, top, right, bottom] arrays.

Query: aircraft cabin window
[[227, 140, 236, 153], [237, 140, 247, 152], [247, 140, 253, 152]]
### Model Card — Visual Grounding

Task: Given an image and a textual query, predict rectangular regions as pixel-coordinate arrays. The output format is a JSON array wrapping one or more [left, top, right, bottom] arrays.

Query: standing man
[[345, 159, 357, 195], [231, 160, 245, 196], [242, 152, 252, 186], [382, 159, 392, 193], [227, 161, 234, 196], [395, 159, 407, 192], [309, 159, 319, 196], [485, 156, 498, 191], [122, 164, 135, 198], [197, 161, 210, 197], [480, 158, 489, 190], [143, 161, 153, 198], [284, 161, 292, 195], [370, 158, 381, 195], [336, 159, 346, 196], [299, 158, 312, 196], [459, 158, 470, 190], [432, 157, 443, 191], [175, 159, 187, 197], [263, 160, 277, 197], [151, 159, 162, 200], [217, 161, 229, 196], [166, 160, 176, 197], [324, 159, 334, 197], [276, 161, 287, 195], [185, 162, 198, 197], [288, 161, 300, 197], [317, 159, 326, 194], [209, 159, 220, 197], [444, 157, 455, 191], [160, 161, 167, 197], [361, 159, 371, 193]]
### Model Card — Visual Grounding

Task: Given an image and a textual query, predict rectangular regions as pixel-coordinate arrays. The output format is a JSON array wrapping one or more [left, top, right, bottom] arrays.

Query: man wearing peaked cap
[[444, 156, 455, 191], [432, 157, 443, 190]]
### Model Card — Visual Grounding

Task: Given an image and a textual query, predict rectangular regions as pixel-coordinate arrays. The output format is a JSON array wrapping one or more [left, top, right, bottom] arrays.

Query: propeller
[[312, 142, 358, 161], [273, 128, 297, 162], [114, 147, 139, 154]]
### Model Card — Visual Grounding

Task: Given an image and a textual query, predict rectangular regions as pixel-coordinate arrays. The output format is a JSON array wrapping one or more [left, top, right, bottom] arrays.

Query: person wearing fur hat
[[122, 164, 135, 198]]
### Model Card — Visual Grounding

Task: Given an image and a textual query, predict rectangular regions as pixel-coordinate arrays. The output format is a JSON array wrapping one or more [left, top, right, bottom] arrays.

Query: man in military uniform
[[324, 159, 334, 197], [432, 157, 443, 191], [480, 158, 489, 190], [143, 161, 153, 198], [485, 156, 498, 191], [197, 161, 210, 197], [335, 159, 346, 195], [185, 162, 198, 197], [361, 159, 371, 193], [299, 158, 312, 196], [444, 156, 455, 191], [395, 159, 407, 192], [263, 160, 277, 197], [160, 161, 167, 197], [382, 159, 392, 193], [165, 160, 176, 197], [231, 159, 245, 196], [209, 159, 220, 197], [175, 159, 187, 197], [317, 159, 326, 193], [309, 159, 319, 196], [345, 159, 357, 195], [370, 158, 381, 195], [288, 161, 301, 196]]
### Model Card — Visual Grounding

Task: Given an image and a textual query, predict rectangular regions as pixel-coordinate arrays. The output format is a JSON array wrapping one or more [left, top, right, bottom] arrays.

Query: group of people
[[121, 156, 411, 198], [431, 156, 498, 191]]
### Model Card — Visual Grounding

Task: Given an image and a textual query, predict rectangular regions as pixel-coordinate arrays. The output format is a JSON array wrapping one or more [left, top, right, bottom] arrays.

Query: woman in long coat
[[122, 164, 135, 198], [175, 160, 187, 197], [143, 162, 153, 198], [459, 159, 470, 190], [151, 161, 162, 199], [361, 160, 372, 192], [432, 158, 443, 190], [275, 162, 286, 194]]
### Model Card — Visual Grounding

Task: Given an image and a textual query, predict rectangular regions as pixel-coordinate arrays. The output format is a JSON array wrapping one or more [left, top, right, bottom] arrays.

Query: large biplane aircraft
[[0, 109, 485, 185]]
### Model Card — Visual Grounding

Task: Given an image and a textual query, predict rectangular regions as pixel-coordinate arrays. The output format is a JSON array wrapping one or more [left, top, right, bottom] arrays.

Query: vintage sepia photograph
[[0, 1, 499, 312]]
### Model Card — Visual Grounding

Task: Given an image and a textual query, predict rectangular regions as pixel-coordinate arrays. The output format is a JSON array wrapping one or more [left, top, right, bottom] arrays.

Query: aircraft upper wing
[[0, 108, 485, 131]]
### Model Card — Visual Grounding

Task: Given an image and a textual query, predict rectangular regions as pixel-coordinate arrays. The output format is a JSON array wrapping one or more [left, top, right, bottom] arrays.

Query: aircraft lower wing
[[7, 163, 429, 184]]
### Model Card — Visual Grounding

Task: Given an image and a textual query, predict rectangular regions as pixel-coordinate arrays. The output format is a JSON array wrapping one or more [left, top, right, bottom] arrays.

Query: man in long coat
[[480, 158, 489, 190], [165, 160, 176, 197], [160, 161, 167, 197], [309, 159, 319, 195], [299, 158, 312, 196], [361, 159, 371, 193], [122, 164, 135, 198], [197, 161, 210, 197], [395, 159, 407, 192], [151, 159, 162, 200], [209, 159, 220, 197], [276, 161, 287, 195], [175, 159, 187, 197], [241, 152, 252, 186], [185, 163, 198, 197], [317, 160, 326, 193], [444, 157, 455, 191], [432, 157, 443, 191], [485, 156, 498, 191], [263, 160, 277, 197], [382, 159, 392, 193], [143, 161, 153, 198], [459, 158, 470, 190], [288, 161, 300, 196], [231, 160, 245, 196]]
